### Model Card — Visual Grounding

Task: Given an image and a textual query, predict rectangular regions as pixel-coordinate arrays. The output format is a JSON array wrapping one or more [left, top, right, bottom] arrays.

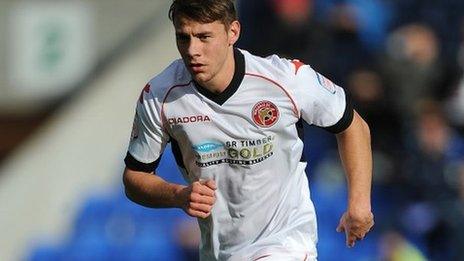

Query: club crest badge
[[252, 101, 279, 128]]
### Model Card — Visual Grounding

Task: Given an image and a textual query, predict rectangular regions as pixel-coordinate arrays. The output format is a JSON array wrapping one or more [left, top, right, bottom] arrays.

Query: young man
[[123, 0, 374, 260]]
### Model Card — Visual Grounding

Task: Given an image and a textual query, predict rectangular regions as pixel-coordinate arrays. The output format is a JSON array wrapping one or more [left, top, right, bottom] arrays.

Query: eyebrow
[[195, 32, 212, 37], [175, 31, 213, 38]]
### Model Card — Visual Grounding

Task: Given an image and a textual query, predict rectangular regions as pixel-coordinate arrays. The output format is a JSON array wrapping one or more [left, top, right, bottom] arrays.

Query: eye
[[198, 35, 211, 41]]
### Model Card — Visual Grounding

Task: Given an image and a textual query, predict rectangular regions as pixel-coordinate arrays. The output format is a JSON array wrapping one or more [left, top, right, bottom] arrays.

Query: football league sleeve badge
[[315, 72, 336, 94]]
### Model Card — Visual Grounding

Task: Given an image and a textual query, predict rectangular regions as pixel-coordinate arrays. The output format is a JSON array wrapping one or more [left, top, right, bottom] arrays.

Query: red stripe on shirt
[[160, 81, 193, 131]]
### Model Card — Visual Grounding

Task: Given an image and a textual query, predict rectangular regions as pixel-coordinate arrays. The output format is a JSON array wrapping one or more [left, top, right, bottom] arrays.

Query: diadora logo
[[167, 115, 211, 125], [252, 100, 279, 128], [192, 142, 224, 153]]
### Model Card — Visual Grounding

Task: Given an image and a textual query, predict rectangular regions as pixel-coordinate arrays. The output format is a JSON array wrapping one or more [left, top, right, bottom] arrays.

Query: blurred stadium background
[[0, 0, 464, 260]]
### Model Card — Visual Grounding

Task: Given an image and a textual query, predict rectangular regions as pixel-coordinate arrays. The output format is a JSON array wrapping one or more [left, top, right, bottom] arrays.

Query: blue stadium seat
[[27, 244, 64, 261]]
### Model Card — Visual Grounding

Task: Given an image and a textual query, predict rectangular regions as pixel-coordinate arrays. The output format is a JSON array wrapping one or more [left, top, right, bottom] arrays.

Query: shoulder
[[240, 49, 306, 80], [140, 59, 192, 103], [239, 49, 322, 100]]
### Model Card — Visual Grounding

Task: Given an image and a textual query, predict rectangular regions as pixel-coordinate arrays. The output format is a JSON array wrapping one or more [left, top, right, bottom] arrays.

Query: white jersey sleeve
[[261, 54, 353, 133], [125, 82, 169, 172], [294, 63, 353, 133]]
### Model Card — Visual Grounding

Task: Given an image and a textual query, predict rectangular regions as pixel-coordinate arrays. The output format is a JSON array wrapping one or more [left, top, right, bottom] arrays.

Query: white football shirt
[[125, 49, 353, 260]]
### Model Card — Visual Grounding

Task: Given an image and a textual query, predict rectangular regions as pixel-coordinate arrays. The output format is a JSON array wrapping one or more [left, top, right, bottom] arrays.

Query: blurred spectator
[[446, 25, 464, 132], [446, 74, 464, 132], [347, 68, 403, 158], [382, 24, 455, 122], [238, 0, 331, 70], [237, 0, 370, 85], [314, 0, 393, 52], [401, 100, 464, 259], [403, 100, 464, 203], [322, 2, 370, 85], [390, 0, 464, 64]]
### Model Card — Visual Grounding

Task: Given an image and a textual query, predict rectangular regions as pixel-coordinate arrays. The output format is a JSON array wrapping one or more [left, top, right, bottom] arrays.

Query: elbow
[[122, 168, 131, 190], [124, 186, 139, 205], [124, 188, 137, 203], [122, 169, 136, 202]]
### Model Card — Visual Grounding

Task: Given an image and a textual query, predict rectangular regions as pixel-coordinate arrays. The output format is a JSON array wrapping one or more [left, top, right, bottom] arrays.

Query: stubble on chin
[[192, 73, 209, 85]]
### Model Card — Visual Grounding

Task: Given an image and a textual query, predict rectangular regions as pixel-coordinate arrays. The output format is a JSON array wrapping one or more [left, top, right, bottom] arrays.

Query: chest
[[162, 79, 301, 175], [163, 80, 298, 145]]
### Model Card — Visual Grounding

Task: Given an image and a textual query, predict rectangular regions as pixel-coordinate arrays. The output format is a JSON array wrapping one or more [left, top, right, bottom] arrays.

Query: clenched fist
[[336, 210, 374, 248], [178, 180, 217, 219]]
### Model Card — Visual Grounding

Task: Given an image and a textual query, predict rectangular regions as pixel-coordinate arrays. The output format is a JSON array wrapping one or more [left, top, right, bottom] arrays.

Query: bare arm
[[123, 167, 216, 218], [335, 111, 374, 247], [123, 167, 185, 208]]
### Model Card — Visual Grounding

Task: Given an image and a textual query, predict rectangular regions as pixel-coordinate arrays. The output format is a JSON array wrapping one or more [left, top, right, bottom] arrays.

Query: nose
[[187, 38, 201, 58]]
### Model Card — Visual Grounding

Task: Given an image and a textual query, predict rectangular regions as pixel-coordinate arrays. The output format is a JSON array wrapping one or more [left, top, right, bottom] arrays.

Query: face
[[174, 18, 240, 88]]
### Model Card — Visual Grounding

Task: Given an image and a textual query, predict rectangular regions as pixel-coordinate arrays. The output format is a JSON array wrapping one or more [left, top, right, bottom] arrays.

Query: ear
[[228, 20, 241, 46]]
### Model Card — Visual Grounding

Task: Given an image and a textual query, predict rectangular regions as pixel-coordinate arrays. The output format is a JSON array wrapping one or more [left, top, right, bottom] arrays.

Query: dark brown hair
[[169, 0, 237, 27]]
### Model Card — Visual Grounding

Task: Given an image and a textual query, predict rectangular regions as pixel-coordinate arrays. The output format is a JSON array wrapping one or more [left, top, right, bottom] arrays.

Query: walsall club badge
[[252, 100, 280, 128]]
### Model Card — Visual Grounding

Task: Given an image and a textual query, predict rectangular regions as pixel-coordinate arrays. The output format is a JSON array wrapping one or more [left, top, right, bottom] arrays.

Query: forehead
[[174, 18, 226, 33]]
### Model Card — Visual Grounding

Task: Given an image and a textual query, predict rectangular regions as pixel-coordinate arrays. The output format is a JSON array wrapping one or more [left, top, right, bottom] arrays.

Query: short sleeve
[[125, 83, 169, 172], [294, 65, 353, 133]]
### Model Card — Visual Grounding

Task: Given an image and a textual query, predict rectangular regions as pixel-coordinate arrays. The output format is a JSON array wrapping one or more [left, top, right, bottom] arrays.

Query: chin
[[193, 73, 211, 84]]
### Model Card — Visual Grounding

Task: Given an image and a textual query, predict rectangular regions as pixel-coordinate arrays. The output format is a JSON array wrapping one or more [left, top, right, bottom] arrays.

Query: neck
[[201, 48, 235, 93]]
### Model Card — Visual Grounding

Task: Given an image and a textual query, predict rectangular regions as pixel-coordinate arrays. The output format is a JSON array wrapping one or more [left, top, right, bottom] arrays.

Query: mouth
[[189, 63, 205, 73]]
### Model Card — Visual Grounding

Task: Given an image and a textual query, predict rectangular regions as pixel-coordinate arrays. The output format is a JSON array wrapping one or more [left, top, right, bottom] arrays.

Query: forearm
[[336, 111, 372, 212], [123, 168, 186, 208]]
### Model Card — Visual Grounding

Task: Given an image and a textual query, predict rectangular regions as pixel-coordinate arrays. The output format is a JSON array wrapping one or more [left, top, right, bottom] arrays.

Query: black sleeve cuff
[[124, 152, 162, 173], [322, 90, 354, 134]]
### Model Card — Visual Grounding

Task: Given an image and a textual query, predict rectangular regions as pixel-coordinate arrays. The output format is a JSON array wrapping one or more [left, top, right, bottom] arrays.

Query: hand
[[178, 180, 217, 219], [336, 210, 374, 248]]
